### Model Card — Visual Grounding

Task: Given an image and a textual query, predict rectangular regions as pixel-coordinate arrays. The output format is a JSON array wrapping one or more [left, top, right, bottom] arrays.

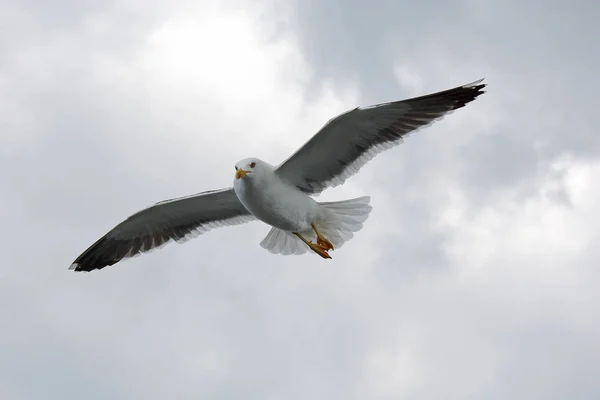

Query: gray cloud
[[2, 0, 600, 399]]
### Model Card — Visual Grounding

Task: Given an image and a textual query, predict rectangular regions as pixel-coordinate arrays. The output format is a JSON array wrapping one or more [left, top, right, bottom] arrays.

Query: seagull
[[69, 79, 486, 272]]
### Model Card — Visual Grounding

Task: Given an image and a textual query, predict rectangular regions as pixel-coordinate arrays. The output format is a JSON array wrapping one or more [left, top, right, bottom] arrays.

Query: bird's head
[[234, 158, 264, 181]]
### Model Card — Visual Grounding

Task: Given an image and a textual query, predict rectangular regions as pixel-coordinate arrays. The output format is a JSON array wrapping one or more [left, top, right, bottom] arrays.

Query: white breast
[[233, 169, 318, 232]]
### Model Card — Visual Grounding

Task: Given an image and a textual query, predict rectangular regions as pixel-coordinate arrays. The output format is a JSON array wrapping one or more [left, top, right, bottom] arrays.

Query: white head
[[234, 158, 269, 183]]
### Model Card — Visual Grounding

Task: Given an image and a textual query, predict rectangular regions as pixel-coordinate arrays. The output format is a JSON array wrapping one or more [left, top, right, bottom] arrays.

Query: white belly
[[233, 174, 317, 232]]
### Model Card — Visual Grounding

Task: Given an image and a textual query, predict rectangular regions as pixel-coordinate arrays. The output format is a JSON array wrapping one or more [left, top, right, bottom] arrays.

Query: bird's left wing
[[275, 79, 486, 195], [69, 187, 254, 272]]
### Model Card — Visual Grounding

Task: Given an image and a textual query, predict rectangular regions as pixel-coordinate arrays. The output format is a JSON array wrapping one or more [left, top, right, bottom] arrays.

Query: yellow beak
[[235, 168, 249, 179]]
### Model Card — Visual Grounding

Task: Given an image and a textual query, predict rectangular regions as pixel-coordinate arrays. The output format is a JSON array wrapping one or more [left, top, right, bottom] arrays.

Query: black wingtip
[[68, 236, 124, 272], [68, 261, 107, 272], [462, 79, 486, 96]]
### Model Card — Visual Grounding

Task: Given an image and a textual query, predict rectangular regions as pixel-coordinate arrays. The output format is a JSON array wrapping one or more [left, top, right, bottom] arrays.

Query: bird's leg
[[293, 232, 332, 259], [311, 223, 334, 251]]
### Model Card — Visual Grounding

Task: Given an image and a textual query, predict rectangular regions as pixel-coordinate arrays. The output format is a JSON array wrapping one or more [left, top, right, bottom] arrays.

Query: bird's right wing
[[275, 79, 486, 195], [69, 187, 254, 272]]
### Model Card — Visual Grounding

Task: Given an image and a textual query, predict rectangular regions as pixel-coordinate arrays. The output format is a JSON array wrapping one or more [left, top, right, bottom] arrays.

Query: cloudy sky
[[2, 0, 599, 398]]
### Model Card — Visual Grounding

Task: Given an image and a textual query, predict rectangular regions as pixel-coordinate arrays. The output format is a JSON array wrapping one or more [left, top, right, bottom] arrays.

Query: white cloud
[[443, 155, 599, 281]]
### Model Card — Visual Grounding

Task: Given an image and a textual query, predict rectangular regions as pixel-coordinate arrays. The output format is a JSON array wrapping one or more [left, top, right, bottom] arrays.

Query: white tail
[[260, 196, 372, 255]]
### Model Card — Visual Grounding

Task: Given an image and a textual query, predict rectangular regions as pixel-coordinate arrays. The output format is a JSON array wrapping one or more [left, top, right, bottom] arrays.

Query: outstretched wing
[[275, 79, 486, 194], [69, 187, 254, 272]]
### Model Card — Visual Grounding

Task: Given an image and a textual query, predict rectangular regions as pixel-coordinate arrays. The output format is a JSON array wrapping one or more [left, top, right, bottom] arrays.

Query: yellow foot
[[310, 243, 332, 259], [293, 232, 332, 259], [311, 223, 334, 251], [316, 236, 334, 251]]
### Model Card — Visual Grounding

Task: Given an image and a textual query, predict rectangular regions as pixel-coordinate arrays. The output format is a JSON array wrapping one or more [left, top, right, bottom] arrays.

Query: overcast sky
[[1, 0, 599, 399]]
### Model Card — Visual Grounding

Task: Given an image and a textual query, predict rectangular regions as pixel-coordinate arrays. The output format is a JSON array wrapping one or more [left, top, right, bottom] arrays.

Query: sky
[[1, 0, 599, 399]]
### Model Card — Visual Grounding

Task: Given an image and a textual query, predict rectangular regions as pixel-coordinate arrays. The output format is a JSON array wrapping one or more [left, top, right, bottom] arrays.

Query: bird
[[69, 79, 486, 272]]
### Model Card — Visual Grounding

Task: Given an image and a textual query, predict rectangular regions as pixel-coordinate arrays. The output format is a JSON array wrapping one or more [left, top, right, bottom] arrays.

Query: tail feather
[[260, 196, 372, 256], [260, 225, 307, 255]]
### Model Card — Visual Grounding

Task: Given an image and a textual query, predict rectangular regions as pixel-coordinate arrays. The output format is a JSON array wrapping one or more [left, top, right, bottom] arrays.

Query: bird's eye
[[235, 166, 238, 170], [250, 162, 256, 168]]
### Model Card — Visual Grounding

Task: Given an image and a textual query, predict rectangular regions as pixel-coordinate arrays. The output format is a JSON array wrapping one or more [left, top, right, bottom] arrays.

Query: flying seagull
[[70, 79, 486, 272]]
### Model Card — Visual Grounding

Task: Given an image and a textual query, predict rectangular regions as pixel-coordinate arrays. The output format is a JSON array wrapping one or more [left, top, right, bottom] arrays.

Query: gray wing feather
[[275, 79, 487, 194], [69, 187, 253, 272]]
